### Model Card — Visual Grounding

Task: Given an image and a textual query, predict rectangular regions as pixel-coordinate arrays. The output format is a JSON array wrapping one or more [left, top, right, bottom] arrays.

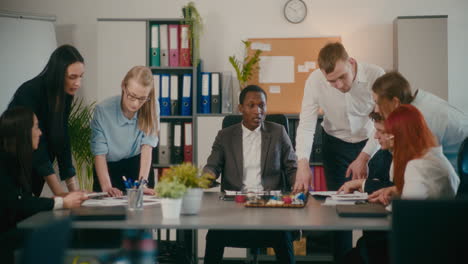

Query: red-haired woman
[[368, 104, 459, 205]]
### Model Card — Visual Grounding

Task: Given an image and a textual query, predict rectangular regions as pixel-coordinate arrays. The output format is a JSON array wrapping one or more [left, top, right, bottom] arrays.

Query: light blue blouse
[[91, 95, 160, 162]]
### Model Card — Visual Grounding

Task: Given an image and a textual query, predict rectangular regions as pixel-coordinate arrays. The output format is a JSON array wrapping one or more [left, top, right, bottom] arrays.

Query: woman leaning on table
[[0, 107, 87, 263], [8, 44, 85, 197], [91, 66, 160, 197]]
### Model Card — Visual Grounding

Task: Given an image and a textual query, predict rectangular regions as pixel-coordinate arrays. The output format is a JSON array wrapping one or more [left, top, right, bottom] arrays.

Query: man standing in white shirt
[[293, 43, 384, 262], [294, 42, 384, 192]]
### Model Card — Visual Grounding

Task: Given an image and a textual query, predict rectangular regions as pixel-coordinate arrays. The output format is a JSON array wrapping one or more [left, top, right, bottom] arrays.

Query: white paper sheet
[[298, 64, 308, 72], [305, 61, 316, 70], [251, 42, 271, 51], [259, 56, 295, 83], [82, 196, 161, 207], [269, 85, 281, 94]]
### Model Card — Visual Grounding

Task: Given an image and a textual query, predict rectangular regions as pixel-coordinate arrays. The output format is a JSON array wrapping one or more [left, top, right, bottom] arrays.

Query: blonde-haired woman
[[91, 66, 159, 196]]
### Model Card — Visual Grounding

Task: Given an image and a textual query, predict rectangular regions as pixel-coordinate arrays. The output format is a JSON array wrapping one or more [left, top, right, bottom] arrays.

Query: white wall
[[2, 0, 468, 111]]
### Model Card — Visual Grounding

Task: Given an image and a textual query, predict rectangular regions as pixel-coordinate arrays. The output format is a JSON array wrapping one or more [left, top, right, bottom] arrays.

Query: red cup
[[235, 194, 246, 203]]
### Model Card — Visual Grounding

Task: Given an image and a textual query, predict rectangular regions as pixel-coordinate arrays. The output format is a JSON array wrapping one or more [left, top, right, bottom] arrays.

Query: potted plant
[[181, 1, 204, 68], [155, 178, 187, 219], [162, 163, 214, 215], [68, 98, 95, 191], [228, 40, 263, 90]]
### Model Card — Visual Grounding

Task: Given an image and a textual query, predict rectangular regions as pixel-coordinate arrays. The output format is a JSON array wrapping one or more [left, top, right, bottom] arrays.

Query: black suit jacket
[[364, 149, 394, 194], [8, 77, 75, 186], [203, 121, 297, 192], [0, 152, 54, 236]]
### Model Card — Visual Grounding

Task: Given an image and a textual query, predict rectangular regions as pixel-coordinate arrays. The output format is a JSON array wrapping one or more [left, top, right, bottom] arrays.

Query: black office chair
[[20, 218, 73, 264], [220, 114, 292, 263], [392, 199, 468, 264], [457, 137, 468, 197]]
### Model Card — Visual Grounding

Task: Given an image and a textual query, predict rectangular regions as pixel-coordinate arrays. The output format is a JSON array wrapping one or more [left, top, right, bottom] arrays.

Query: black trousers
[[322, 129, 367, 263], [204, 230, 295, 264], [93, 154, 155, 192]]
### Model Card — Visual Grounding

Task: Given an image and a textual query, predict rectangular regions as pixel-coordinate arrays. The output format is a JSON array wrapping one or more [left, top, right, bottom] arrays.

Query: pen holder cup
[[127, 188, 144, 211]]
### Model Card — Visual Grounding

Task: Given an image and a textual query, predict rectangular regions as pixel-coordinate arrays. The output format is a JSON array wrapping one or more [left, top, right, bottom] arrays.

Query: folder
[[168, 24, 179, 67], [184, 123, 193, 163], [221, 71, 233, 114], [211, 72, 221, 114], [150, 24, 160, 67], [200, 72, 211, 114], [181, 74, 192, 116], [179, 24, 191, 66], [159, 24, 169, 67], [170, 74, 179, 115], [171, 122, 184, 164], [157, 122, 171, 165], [159, 74, 171, 116], [153, 74, 161, 101]]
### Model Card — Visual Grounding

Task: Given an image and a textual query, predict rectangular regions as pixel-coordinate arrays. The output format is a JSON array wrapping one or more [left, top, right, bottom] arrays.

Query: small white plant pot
[[181, 188, 204, 215], [161, 198, 183, 219]]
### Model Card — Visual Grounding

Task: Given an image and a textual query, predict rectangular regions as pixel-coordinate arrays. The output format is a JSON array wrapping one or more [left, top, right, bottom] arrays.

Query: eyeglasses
[[124, 87, 151, 103]]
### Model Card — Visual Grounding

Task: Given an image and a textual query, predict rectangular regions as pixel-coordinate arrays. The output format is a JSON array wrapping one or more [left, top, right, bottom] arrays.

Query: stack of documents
[[82, 196, 161, 207], [310, 191, 368, 206]]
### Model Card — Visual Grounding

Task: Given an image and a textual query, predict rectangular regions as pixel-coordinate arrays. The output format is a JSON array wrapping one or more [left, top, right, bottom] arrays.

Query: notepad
[[71, 206, 127, 221], [336, 204, 389, 217]]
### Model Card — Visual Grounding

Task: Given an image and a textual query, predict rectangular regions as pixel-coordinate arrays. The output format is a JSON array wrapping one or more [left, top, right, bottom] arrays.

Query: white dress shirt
[[295, 62, 385, 160], [390, 146, 459, 199], [241, 123, 263, 191]]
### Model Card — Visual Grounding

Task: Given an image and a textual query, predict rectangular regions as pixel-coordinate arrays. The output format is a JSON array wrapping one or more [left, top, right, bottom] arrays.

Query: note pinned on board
[[269, 85, 281, 94], [298, 65, 308, 72], [259, 56, 295, 83], [305, 61, 316, 70], [251, 42, 271, 51]]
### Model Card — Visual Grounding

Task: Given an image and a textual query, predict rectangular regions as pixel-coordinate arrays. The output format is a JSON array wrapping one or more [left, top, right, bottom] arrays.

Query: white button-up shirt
[[295, 62, 385, 160], [241, 123, 263, 191]]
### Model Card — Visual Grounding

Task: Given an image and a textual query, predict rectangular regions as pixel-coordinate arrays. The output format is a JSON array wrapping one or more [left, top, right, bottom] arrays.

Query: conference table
[[18, 192, 390, 262]]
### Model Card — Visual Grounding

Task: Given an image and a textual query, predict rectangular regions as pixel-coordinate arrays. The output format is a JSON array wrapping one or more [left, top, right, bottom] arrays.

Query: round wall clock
[[284, 0, 307, 24]]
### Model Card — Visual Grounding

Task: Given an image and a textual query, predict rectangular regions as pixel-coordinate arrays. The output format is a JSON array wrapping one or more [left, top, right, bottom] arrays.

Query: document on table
[[311, 191, 368, 206], [82, 196, 161, 207]]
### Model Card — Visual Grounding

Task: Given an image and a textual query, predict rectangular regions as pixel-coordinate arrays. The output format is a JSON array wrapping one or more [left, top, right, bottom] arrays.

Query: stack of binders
[[154, 73, 192, 116], [155, 121, 193, 166], [198, 72, 233, 114], [149, 23, 191, 67]]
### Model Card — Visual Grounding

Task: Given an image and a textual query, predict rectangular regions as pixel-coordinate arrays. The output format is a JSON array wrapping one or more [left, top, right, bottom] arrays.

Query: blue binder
[[200, 72, 211, 114], [181, 73, 192, 116], [159, 74, 171, 116]]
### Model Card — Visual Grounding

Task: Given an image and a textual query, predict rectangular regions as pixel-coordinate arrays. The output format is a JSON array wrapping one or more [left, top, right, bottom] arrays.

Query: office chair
[[457, 137, 468, 197], [20, 217, 72, 264], [220, 114, 292, 264], [392, 199, 468, 264]]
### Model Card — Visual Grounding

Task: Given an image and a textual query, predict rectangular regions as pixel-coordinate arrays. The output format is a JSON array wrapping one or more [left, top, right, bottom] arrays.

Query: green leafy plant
[[161, 163, 214, 189], [229, 40, 263, 89], [181, 1, 204, 68], [155, 179, 187, 199], [68, 98, 95, 191]]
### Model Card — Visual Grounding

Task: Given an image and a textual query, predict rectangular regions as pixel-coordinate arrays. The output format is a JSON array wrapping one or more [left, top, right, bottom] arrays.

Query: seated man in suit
[[203, 85, 297, 264]]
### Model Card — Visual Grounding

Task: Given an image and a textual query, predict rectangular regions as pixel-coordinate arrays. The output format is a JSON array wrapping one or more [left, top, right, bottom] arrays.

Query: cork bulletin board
[[247, 37, 341, 114]]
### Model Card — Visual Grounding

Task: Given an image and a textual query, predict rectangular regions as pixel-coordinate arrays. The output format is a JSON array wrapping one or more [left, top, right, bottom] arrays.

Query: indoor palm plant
[[181, 1, 203, 68], [68, 98, 95, 191], [229, 40, 263, 90], [161, 163, 214, 214]]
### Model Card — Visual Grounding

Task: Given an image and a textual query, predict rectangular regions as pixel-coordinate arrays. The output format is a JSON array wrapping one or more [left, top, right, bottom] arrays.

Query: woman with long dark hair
[[0, 107, 86, 262], [8, 44, 85, 196]]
